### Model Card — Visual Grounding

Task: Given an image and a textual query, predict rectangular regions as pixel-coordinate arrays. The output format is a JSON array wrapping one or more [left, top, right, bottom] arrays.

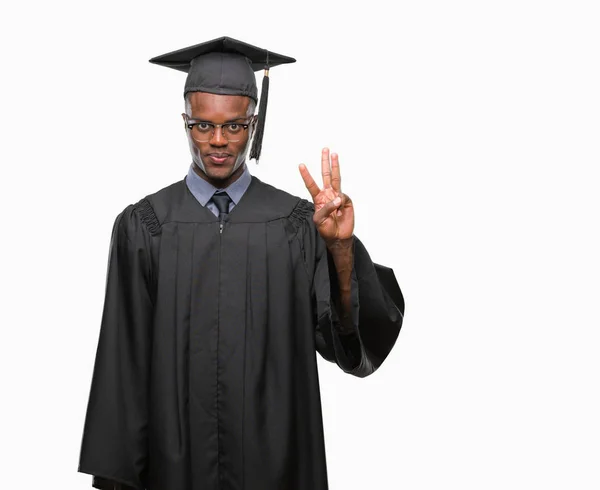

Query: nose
[[209, 126, 228, 147]]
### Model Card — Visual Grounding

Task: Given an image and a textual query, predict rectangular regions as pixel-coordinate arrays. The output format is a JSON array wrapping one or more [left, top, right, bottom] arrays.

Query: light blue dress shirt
[[185, 162, 252, 217]]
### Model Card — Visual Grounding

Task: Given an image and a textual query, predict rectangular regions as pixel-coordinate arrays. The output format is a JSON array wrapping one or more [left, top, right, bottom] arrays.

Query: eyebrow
[[190, 116, 250, 123]]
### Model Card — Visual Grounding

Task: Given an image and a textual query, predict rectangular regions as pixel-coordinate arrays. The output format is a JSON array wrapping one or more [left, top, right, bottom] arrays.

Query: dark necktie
[[211, 190, 232, 223]]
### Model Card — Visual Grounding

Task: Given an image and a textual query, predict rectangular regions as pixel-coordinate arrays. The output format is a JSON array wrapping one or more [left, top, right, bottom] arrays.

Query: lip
[[206, 154, 231, 165]]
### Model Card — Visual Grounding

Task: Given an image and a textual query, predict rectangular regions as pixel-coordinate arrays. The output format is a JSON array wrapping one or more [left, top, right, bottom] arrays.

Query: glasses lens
[[191, 123, 214, 143], [223, 123, 244, 142]]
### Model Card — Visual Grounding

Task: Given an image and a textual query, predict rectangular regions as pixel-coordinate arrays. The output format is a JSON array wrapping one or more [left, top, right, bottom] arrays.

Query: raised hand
[[299, 148, 355, 245]]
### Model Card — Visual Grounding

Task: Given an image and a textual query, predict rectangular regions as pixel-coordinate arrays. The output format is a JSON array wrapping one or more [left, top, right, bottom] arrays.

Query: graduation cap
[[149, 36, 296, 162]]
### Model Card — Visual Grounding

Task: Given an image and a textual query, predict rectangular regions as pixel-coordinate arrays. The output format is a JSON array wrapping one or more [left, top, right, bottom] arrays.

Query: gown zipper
[[217, 216, 223, 487]]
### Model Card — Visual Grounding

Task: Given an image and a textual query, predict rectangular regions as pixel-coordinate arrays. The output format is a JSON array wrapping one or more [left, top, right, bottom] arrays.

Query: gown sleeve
[[77, 202, 155, 490], [291, 199, 405, 378]]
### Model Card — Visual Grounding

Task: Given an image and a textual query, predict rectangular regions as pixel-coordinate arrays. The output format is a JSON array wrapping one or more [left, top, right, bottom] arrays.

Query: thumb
[[313, 196, 341, 225]]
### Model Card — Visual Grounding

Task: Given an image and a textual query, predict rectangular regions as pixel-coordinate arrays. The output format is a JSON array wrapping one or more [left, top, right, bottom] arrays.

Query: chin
[[206, 164, 234, 178], [197, 160, 235, 180]]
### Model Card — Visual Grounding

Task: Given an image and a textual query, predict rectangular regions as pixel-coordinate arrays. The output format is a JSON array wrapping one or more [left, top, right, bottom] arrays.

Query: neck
[[193, 162, 246, 189]]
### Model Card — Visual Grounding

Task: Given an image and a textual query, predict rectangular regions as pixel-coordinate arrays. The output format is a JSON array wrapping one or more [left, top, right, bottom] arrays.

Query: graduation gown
[[77, 174, 405, 490]]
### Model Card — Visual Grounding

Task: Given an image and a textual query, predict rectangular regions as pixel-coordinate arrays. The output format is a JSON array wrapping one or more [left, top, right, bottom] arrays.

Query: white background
[[1, 0, 599, 489]]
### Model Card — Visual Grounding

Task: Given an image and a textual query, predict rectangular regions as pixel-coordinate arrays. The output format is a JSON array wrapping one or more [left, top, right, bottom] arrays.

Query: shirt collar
[[185, 162, 252, 207]]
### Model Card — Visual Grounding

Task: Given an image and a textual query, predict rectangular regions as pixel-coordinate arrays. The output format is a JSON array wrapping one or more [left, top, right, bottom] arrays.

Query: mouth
[[206, 153, 232, 165]]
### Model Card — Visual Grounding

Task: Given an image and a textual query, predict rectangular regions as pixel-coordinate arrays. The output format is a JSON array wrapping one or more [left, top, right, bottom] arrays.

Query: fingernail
[[334, 197, 341, 205]]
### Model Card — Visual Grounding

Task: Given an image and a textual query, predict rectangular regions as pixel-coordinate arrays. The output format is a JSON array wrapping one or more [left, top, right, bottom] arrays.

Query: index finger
[[321, 147, 332, 189], [299, 164, 321, 199]]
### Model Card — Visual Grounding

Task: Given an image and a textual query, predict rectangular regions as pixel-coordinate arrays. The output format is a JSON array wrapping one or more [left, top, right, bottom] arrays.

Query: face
[[183, 92, 256, 187]]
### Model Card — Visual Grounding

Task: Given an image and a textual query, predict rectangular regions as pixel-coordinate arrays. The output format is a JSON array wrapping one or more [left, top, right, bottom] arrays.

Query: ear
[[249, 115, 258, 140]]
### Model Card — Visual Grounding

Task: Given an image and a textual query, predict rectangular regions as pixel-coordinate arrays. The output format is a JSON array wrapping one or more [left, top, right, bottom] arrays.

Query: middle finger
[[321, 147, 332, 188]]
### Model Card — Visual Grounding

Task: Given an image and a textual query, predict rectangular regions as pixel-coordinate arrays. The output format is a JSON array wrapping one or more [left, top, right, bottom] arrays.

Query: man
[[78, 36, 405, 490]]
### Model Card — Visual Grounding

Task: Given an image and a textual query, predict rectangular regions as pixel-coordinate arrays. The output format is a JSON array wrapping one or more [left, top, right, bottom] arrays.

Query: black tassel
[[250, 67, 269, 162]]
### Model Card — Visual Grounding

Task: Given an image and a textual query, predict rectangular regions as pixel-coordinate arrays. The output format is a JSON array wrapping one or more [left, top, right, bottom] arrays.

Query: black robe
[[77, 174, 405, 490]]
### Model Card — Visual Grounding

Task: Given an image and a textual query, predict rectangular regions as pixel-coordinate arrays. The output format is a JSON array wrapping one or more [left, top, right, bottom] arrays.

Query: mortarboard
[[149, 36, 296, 162]]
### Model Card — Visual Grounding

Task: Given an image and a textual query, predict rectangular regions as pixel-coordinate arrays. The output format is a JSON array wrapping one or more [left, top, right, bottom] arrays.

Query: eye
[[225, 123, 244, 134], [196, 122, 212, 132]]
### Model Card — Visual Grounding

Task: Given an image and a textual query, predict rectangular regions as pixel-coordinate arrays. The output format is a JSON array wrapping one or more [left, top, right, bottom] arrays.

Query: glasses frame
[[182, 113, 255, 142]]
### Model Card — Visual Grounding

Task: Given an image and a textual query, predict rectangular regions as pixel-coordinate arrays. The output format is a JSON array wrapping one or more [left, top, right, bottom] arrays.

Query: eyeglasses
[[182, 113, 254, 142]]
